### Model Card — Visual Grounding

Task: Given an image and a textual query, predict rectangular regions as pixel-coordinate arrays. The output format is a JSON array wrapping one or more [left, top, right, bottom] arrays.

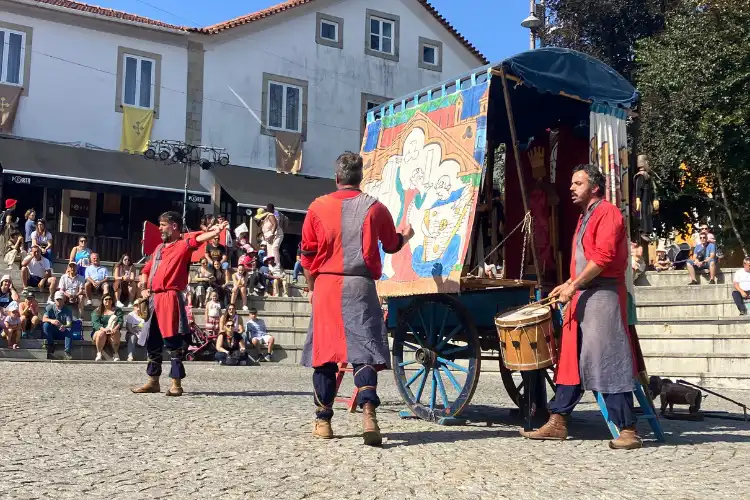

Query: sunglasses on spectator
[[103, 297, 113, 302]]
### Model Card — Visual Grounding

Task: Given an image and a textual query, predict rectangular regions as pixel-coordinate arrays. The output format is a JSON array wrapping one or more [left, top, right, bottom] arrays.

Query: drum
[[494, 304, 556, 371]]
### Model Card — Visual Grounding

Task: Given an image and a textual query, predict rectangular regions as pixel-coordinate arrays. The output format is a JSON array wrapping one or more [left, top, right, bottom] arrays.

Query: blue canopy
[[501, 47, 639, 108]]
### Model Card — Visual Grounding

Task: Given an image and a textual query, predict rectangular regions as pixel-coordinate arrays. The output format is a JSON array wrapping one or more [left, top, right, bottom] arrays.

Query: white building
[[0, 0, 487, 262]]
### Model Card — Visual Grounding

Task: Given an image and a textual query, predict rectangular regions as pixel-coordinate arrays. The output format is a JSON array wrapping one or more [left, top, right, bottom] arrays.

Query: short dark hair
[[67, 262, 76, 269], [159, 211, 182, 231], [249, 308, 258, 314], [335, 151, 364, 186], [266, 203, 275, 213], [573, 164, 606, 197]]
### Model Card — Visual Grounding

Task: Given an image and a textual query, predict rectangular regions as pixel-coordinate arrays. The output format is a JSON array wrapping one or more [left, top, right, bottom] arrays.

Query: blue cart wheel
[[392, 294, 481, 421]]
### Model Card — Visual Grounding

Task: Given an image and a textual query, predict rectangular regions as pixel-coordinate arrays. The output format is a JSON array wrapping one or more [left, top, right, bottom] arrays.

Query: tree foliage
[[637, 0, 750, 251], [541, 0, 675, 82]]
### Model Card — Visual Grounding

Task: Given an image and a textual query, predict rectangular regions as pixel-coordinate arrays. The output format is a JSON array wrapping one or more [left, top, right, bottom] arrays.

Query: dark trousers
[[312, 363, 379, 421], [215, 350, 249, 365], [732, 290, 748, 313], [145, 310, 187, 379], [43, 323, 72, 354], [550, 384, 636, 428]]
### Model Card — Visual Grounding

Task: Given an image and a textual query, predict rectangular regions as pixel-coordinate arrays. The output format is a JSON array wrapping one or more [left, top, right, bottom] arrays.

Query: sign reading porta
[[186, 193, 209, 205], [11, 175, 31, 185]]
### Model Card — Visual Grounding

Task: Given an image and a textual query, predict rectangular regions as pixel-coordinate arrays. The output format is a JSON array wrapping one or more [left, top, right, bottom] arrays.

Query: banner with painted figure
[[589, 104, 635, 307], [360, 81, 489, 297]]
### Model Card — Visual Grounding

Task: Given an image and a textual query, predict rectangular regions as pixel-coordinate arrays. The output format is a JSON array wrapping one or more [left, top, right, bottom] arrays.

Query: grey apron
[[301, 192, 391, 368], [574, 201, 633, 393], [137, 243, 190, 347]]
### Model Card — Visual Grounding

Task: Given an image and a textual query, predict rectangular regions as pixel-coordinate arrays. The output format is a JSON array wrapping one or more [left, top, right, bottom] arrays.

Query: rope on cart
[[468, 211, 533, 278]]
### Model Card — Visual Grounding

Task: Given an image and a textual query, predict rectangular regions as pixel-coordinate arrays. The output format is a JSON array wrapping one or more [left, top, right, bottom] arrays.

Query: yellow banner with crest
[[120, 106, 154, 153]]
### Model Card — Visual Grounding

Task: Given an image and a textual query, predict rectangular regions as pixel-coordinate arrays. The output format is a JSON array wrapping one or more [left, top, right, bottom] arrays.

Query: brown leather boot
[[609, 426, 643, 450], [362, 402, 382, 446], [165, 378, 183, 397], [131, 376, 160, 394], [312, 419, 333, 439], [519, 413, 568, 440]]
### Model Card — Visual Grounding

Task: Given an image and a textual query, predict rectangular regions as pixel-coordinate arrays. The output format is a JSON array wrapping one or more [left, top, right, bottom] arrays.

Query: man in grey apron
[[521, 164, 642, 450]]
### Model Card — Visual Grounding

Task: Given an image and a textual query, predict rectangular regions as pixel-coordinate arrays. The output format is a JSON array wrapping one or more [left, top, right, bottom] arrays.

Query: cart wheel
[[499, 360, 556, 408], [392, 294, 481, 421], [185, 352, 195, 362]]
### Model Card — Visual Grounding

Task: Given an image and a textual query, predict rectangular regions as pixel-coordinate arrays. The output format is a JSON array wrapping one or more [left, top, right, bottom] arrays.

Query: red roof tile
[[27, 0, 186, 31], [193, 0, 489, 64], [26, 0, 488, 64]]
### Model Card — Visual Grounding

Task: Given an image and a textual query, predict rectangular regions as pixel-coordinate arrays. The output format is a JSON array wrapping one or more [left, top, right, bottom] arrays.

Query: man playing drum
[[300, 151, 414, 446], [521, 164, 642, 450]]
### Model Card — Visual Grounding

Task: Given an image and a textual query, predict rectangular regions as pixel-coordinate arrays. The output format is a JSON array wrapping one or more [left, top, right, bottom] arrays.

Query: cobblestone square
[[0, 361, 748, 499]]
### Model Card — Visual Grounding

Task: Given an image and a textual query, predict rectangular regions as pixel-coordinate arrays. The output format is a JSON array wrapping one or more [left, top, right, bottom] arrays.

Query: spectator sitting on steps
[[261, 256, 288, 297], [84, 253, 110, 306], [91, 293, 123, 362], [215, 319, 249, 365], [192, 257, 216, 308], [42, 290, 74, 360], [231, 264, 251, 311], [124, 298, 148, 362], [4, 229, 23, 270], [59, 263, 85, 318], [3, 301, 21, 349], [19, 292, 40, 338], [23, 209, 35, 251], [732, 257, 750, 316], [31, 219, 53, 262], [113, 253, 136, 308], [21, 245, 57, 304], [68, 236, 92, 281], [244, 308, 274, 362], [0, 274, 20, 310], [653, 244, 673, 272], [205, 234, 231, 285], [687, 233, 718, 285]]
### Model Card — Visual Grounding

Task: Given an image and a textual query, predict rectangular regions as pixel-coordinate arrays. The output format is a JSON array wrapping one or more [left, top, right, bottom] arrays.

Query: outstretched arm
[[197, 221, 229, 244]]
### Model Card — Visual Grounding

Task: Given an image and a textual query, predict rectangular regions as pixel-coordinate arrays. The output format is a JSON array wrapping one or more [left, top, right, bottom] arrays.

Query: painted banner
[[360, 81, 490, 297], [589, 104, 635, 304], [120, 105, 154, 153]]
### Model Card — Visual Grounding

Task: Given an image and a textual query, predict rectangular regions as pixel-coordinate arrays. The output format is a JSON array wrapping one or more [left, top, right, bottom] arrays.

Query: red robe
[[141, 236, 198, 339], [555, 201, 638, 386]]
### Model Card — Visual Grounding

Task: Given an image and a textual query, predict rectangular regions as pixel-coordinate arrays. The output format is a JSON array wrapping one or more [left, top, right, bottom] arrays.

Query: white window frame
[[319, 19, 339, 42], [121, 54, 156, 110], [421, 44, 439, 66], [0, 28, 26, 87], [266, 80, 304, 133], [369, 16, 395, 55]]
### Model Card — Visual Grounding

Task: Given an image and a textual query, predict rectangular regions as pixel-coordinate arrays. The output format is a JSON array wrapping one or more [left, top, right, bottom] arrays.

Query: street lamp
[[144, 140, 229, 230], [521, 0, 544, 49]]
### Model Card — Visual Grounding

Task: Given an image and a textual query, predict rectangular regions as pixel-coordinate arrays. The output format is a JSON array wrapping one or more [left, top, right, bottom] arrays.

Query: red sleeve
[[370, 202, 402, 254], [185, 236, 199, 250], [141, 258, 152, 278], [300, 209, 320, 272], [588, 204, 625, 269]]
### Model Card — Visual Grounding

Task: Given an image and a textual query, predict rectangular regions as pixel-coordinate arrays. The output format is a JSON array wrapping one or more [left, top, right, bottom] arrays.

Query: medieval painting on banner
[[359, 81, 490, 297]]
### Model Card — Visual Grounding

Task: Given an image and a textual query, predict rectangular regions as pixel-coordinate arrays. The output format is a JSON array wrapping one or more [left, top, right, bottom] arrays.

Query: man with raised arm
[[301, 152, 414, 446], [131, 211, 228, 396]]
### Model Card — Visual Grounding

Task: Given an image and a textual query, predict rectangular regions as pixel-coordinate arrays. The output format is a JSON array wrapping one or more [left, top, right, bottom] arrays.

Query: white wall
[[201, 0, 484, 179], [0, 7, 188, 150]]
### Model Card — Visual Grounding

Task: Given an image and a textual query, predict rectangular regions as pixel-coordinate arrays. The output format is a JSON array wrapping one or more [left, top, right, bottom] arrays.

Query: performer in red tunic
[[131, 211, 228, 396], [301, 152, 414, 446], [521, 164, 643, 450]]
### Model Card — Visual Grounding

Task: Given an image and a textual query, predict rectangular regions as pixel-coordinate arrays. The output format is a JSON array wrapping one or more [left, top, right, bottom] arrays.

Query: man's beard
[[161, 232, 170, 242]]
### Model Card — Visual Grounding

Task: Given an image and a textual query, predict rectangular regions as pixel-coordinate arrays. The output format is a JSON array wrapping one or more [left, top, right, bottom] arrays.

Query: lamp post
[[144, 140, 229, 230], [521, 0, 544, 49]]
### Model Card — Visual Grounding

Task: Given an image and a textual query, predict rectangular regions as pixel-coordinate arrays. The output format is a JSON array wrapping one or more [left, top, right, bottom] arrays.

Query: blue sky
[[91, 0, 530, 62]]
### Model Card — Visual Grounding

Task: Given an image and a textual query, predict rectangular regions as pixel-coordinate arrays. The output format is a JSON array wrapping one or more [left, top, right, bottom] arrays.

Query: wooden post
[[499, 69, 542, 286]]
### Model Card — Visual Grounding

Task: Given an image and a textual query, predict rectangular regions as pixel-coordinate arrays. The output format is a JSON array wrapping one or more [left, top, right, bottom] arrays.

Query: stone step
[[646, 372, 750, 391], [638, 333, 750, 355], [636, 317, 750, 335], [642, 352, 750, 376], [635, 284, 736, 302], [635, 299, 743, 320], [635, 268, 739, 287]]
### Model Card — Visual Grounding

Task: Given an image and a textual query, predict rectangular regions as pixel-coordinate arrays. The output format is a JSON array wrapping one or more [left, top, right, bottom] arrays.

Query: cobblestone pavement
[[1, 362, 749, 500]]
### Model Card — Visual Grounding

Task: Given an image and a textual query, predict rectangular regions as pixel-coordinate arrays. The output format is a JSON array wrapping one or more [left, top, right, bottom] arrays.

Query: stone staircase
[[635, 267, 750, 389]]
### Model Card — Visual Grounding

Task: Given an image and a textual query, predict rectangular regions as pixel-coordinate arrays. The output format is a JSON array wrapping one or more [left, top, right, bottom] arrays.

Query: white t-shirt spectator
[[59, 274, 82, 295], [31, 230, 52, 248], [27, 256, 51, 278], [85, 265, 109, 282], [125, 310, 146, 336], [733, 269, 750, 292]]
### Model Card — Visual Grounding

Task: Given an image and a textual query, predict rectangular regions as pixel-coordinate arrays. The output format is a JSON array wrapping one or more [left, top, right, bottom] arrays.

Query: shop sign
[[187, 193, 209, 205], [11, 175, 31, 185], [69, 197, 90, 218]]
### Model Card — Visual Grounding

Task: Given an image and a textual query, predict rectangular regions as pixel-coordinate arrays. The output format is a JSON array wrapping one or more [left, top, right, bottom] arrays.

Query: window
[[315, 13, 344, 49], [0, 21, 32, 94], [418, 37, 443, 72], [0, 28, 24, 86], [262, 73, 308, 139], [116, 47, 161, 117], [122, 54, 155, 109], [365, 10, 400, 62], [360, 93, 389, 140]]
